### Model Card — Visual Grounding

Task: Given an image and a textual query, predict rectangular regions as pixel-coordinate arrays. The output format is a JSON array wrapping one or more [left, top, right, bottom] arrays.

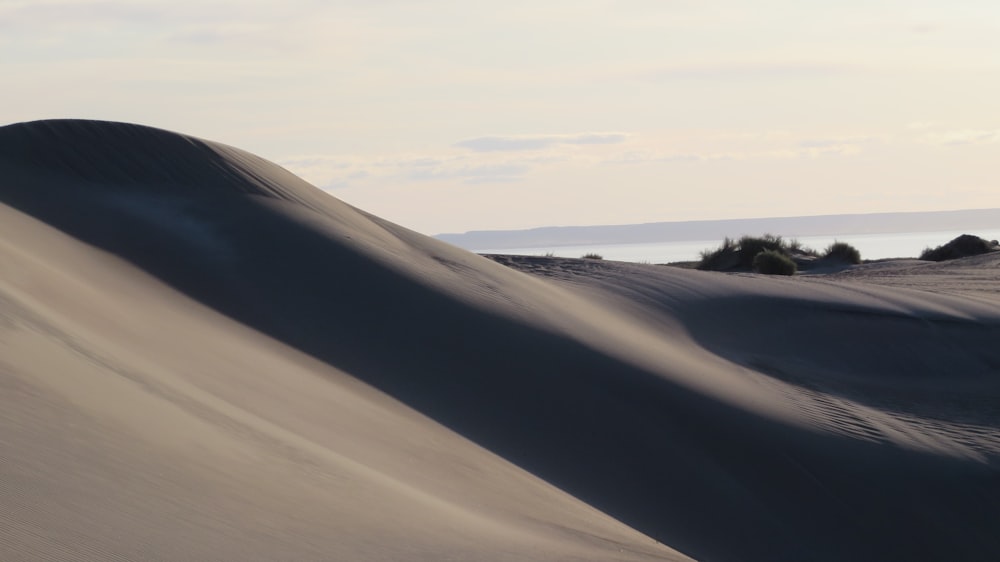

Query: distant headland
[[436, 208, 1000, 250]]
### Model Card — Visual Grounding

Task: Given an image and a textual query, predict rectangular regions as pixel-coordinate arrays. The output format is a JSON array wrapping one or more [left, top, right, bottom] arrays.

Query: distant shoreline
[[465, 228, 1000, 264], [436, 208, 1000, 250]]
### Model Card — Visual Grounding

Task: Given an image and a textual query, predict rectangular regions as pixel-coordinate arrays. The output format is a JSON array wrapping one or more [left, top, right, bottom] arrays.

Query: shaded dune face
[[3, 120, 1000, 562], [3, 119, 310, 202]]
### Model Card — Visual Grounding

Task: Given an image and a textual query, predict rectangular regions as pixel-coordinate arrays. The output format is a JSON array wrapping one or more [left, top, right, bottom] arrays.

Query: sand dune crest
[[3, 120, 999, 561]]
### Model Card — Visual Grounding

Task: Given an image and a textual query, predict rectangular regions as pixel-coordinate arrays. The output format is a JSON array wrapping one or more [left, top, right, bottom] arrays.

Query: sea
[[475, 229, 1000, 264]]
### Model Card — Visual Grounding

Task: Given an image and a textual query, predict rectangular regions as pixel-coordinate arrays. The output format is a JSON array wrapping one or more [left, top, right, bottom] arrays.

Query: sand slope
[[2, 120, 1000, 561]]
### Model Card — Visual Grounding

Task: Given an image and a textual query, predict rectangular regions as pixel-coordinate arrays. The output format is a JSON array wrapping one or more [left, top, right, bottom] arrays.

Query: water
[[475, 229, 1000, 264]]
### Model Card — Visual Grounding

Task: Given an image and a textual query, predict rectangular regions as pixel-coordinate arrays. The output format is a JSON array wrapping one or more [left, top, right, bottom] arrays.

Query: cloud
[[166, 26, 258, 45], [278, 154, 368, 190], [407, 162, 530, 184], [455, 132, 628, 152], [795, 137, 871, 156], [604, 137, 866, 165], [910, 23, 940, 34], [646, 62, 852, 82], [279, 155, 354, 172], [798, 139, 844, 148], [375, 156, 445, 169], [280, 128, 872, 193], [279, 152, 537, 189], [920, 129, 1000, 146], [0, 1, 163, 26], [561, 133, 630, 145], [790, 144, 862, 158], [606, 151, 708, 164]]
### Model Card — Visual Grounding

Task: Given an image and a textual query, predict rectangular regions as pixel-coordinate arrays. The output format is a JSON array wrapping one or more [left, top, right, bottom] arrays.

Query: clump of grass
[[753, 250, 797, 275], [697, 237, 737, 271], [698, 234, 801, 271], [582, 252, 603, 260], [736, 234, 785, 267], [823, 241, 862, 264], [920, 234, 999, 261]]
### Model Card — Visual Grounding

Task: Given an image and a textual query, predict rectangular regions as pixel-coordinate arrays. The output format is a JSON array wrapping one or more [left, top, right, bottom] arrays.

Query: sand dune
[[2, 120, 999, 561]]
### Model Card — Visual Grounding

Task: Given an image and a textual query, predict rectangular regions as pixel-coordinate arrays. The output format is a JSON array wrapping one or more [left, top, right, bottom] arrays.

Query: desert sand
[[2, 120, 999, 561]]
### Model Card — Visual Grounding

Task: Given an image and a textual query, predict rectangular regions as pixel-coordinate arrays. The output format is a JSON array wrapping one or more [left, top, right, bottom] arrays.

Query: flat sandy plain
[[2, 120, 999, 561]]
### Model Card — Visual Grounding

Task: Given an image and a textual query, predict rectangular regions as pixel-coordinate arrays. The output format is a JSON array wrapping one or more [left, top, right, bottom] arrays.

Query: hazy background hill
[[437, 208, 1000, 250]]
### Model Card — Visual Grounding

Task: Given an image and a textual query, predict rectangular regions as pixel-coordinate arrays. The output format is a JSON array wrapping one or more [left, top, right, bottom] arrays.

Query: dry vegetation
[[698, 235, 862, 275], [920, 234, 1000, 262]]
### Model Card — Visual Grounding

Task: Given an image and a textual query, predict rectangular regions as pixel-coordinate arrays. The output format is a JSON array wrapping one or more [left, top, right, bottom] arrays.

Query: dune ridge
[[3, 120, 1000, 561]]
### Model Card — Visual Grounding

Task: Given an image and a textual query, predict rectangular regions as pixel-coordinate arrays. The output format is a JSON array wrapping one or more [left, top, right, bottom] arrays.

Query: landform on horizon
[[2, 119, 1000, 562], [436, 208, 1000, 251]]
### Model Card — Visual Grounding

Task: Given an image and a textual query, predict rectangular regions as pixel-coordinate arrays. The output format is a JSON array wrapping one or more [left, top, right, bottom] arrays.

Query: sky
[[3, 0, 999, 235]]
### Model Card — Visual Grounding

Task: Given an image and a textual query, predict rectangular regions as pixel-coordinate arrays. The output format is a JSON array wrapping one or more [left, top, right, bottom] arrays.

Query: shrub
[[787, 238, 806, 253], [753, 250, 797, 275], [697, 237, 737, 270], [697, 234, 790, 271], [823, 241, 861, 264], [736, 234, 784, 268], [582, 252, 603, 260], [920, 234, 998, 261]]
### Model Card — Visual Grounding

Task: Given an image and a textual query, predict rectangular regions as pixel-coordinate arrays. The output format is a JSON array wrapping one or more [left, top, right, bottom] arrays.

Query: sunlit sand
[[2, 120, 999, 561]]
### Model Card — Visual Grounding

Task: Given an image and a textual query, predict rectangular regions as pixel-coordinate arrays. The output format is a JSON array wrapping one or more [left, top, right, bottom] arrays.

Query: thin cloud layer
[[5, 0, 999, 233], [282, 130, 881, 195], [280, 152, 538, 189], [921, 129, 1000, 146], [456, 133, 628, 152], [646, 61, 854, 82]]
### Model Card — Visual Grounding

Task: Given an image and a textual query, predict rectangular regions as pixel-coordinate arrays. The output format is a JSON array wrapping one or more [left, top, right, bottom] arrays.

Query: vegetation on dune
[[582, 252, 604, 260], [920, 234, 1000, 261], [752, 249, 797, 275], [786, 238, 809, 253], [734, 234, 786, 268], [698, 234, 863, 273], [698, 234, 810, 273], [697, 237, 738, 271], [823, 241, 862, 264]]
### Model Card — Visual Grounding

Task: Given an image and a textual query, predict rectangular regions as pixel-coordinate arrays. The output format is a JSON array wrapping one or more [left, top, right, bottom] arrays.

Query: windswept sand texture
[[2, 120, 999, 561]]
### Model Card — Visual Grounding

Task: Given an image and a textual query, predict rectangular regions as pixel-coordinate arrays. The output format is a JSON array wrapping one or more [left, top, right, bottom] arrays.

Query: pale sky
[[3, 0, 999, 235]]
